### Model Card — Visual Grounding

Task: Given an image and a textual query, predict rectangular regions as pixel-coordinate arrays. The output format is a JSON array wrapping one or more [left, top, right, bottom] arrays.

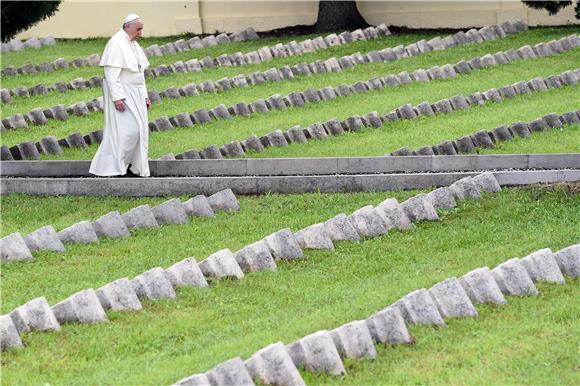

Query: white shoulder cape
[[99, 29, 150, 71]]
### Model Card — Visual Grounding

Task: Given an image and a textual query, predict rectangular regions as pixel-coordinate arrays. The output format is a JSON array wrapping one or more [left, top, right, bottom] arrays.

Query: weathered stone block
[[554, 244, 579, 278], [472, 172, 501, 193], [343, 115, 364, 131], [183, 195, 214, 217], [10, 297, 60, 333], [295, 223, 334, 250], [432, 99, 453, 114], [263, 229, 303, 260], [426, 187, 457, 210], [173, 373, 210, 386], [324, 118, 345, 136], [199, 249, 244, 280], [151, 198, 188, 225], [52, 288, 108, 324], [429, 277, 477, 318], [449, 177, 482, 200], [121, 205, 159, 229], [200, 145, 223, 159], [394, 288, 446, 326], [165, 257, 209, 288], [286, 330, 346, 375], [96, 278, 142, 311], [375, 198, 412, 231], [242, 135, 265, 153], [434, 140, 457, 155], [492, 258, 539, 296], [1, 315, 23, 350], [349, 205, 388, 237], [490, 125, 512, 142], [543, 113, 563, 128], [208, 189, 240, 212], [58, 221, 99, 244], [24, 225, 65, 252], [93, 211, 130, 239], [131, 267, 177, 300], [450, 95, 469, 110], [206, 357, 255, 386], [235, 240, 277, 273], [37, 136, 64, 156], [520, 248, 565, 284], [528, 77, 548, 92], [401, 194, 439, 222], [245, 342, 305, 386], [323, 213, 360, 242], [454, 136, 476, 154], [366, 306, 413, 346], [331, 320, 377, 359], [460, 267, 506, 305], [306, 123, 328, 140]]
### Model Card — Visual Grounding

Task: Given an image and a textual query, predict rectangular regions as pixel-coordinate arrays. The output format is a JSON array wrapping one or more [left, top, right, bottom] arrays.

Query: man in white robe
[[90, 14, 151, 177]]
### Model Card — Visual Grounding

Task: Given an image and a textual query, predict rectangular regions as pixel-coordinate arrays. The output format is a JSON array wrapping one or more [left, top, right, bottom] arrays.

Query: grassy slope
[[1, 186, 579, 384]]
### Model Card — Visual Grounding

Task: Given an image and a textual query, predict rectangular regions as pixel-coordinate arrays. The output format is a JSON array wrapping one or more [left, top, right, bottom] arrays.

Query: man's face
[[126, 19, 144, 41]]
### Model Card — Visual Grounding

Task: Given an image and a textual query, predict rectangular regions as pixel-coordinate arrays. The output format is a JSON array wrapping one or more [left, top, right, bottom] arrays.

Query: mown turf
[[1, 185, 579, 384]]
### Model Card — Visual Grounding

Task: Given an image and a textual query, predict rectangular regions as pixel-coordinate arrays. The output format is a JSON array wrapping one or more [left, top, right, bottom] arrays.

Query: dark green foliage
[[521, 0, 580, 19], [1, 1, 62, 42]]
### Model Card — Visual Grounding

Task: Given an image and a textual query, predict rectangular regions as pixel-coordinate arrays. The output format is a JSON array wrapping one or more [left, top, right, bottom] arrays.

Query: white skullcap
[[123, 14, 141, 25]]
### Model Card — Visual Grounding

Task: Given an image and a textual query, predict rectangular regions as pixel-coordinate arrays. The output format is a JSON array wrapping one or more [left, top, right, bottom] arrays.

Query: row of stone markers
[[1, 36, 56, 52], [0, 21, 541, 132], [154, 70, 578, 161], [0, 20, 530, 108], [0, 189, 240, 262], [3, 66, 577, 162], [172, 239, 579, 386], [0, 22, 389, 79], [389, 109, 580, 156], [0, 172, 520, 352], [3, 47, 575, 163], [0, 27, 259, 79]]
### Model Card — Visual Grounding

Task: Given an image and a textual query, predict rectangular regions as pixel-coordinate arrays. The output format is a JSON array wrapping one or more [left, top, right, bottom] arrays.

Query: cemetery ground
[[1, 185, 579, 384], [1, 21, 579, 385]]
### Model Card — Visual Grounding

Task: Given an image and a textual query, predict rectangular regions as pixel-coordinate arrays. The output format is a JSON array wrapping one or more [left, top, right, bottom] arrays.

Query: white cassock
[[89, 29, 151, 177]]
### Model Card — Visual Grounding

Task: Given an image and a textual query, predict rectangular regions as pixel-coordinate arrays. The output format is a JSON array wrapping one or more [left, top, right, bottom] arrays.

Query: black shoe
[[123, 165, 139, 177]]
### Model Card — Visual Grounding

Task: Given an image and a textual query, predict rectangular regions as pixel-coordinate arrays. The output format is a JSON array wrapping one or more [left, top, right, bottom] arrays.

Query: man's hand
[[114, 99, 126, 112], [145, 97, 151, 110]]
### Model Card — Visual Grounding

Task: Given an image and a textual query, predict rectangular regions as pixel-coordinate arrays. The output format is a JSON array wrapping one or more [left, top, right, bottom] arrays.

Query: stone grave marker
[[393, 288, 446, 326], [52, 288, 108, 324], [24, 225, 65, 252], [324, 214, 360, 241], [206, 357, 255, 386], [199, 249, 245, 279], [349, 205, 388, 237], [121, 205, 159, 229], [375, 198, 412, 231], [426, 187, 456, 210], [235, 240, 277, 273], [401, 194, 439, 222], [295, 223, 334, 250], [245, 342, 305, 386], [449, 177, 482, 200], [1, 315, 23, 350], [96, 278, 142, 311], [208, 189, 240, 212], [57, 221, 99, 244], [263, 229, 304, 260], [460, 267, 506, 305], [93, 211, 131, 239], [429, 277, 478, 318], [152, 199, 188, 225], [520, 248, 565, 284], [492, 258, 539, 296], [165, 257, 209, 288], [331, 320, 377, 359], [183, 195, 214, 217], [554, 244, 579, 278], [10, 297, 60, 333], [472, 172, 501, 193], [286, 330, 346, 375], [131, 267, 177, 300], [366, 306, 413, 345]]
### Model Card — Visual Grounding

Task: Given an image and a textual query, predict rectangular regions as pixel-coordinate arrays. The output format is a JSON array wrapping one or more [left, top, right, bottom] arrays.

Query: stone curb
[[0, 189, 240, 262], [1, 169, 578, 196], [2, 154, 579, 177]]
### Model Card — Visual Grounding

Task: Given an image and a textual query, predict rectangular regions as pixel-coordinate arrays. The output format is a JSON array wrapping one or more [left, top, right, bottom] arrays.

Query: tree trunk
[[314, 0, 369, 33]]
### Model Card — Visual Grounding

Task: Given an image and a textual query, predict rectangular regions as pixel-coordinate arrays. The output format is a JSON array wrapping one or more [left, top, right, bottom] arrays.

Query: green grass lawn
[[1, 185, 578, 384]]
